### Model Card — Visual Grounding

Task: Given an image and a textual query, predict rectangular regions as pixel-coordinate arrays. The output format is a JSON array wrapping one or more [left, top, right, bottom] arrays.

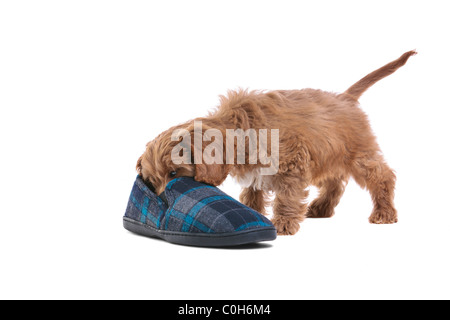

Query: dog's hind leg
[[351, 154, 398, 224], [307, 177, 348, 218]]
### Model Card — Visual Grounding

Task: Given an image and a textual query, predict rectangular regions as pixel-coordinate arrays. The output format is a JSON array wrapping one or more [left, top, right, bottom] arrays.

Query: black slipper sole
[[123, 217, 277, 247]]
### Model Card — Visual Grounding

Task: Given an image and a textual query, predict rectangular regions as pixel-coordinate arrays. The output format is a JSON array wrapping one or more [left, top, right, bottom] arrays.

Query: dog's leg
[[271, 178, 309, 235], [351, 155, 398, 224], [307, 177, 348, 218], [239, 188, 268, 215]]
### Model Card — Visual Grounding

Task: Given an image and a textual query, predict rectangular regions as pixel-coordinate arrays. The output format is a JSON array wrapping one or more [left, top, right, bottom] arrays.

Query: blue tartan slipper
[[123, 176, 277, 247]]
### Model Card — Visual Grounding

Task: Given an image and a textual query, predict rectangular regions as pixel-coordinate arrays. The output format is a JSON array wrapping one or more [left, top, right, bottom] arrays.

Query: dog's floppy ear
[[188, 122, 230, 186], [194, 162, 230, 186], [136, 155, 143, 175]]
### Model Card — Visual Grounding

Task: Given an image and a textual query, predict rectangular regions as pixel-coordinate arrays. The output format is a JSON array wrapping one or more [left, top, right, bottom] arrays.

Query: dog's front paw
[[272, 216, 300, 235], [306, 200, 335, 218], [369, 208, 398, 224]]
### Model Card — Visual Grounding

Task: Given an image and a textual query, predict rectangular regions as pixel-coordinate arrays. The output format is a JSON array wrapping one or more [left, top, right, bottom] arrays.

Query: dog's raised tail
[[342, 50, 417, 100]]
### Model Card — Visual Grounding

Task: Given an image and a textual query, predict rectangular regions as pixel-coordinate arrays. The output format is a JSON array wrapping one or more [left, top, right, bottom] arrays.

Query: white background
[[1, 0, 449, 300]]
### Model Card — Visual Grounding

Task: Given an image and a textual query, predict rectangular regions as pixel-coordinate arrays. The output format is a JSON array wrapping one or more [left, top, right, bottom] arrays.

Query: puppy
[[137, 51, 416, 235]]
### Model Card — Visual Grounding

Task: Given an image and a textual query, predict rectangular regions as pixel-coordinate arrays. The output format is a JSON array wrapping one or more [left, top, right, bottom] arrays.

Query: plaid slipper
[[123, 176, 277, 247]]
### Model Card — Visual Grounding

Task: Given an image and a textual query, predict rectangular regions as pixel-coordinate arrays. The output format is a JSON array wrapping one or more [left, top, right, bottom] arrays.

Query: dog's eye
[[169, 171, 177, 178]]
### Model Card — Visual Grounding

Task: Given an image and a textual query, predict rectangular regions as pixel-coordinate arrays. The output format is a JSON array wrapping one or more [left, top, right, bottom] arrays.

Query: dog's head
[[137, 121, 230, 195]]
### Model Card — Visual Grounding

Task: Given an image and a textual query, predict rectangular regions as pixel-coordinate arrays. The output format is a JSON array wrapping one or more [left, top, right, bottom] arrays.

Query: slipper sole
[[123, 217, 277, 247]]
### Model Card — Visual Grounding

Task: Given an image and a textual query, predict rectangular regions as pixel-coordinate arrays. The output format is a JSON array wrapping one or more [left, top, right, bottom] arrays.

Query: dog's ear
[[194, 162, 230, 186], [136, 155, 143, 175], [188, 122, 230, 186]]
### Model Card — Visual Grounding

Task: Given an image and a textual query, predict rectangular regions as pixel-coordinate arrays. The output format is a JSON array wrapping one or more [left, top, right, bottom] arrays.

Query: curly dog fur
[[137, 50, 416, 235]]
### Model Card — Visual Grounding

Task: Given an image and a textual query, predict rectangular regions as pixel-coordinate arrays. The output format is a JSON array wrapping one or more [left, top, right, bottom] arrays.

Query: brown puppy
[[137, 51, 416, 235]]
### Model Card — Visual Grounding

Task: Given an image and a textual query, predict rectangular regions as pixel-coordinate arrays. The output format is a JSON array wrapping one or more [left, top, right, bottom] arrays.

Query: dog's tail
[[341, 50, 417, 101]]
